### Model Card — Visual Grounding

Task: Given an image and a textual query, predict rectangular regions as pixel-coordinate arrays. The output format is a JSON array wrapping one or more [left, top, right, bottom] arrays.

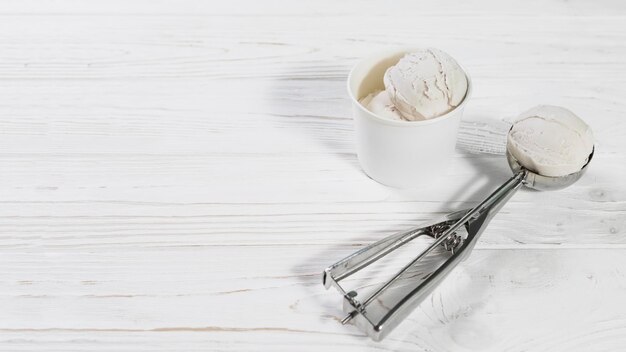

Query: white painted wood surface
[[0, 1, 625, 351]]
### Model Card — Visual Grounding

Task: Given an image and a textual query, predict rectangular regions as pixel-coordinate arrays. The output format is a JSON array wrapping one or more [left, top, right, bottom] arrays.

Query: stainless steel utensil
[[322, 136, 594, 341]]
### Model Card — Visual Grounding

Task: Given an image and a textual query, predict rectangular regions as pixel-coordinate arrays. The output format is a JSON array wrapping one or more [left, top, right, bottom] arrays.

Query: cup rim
[[347, 48, 472, 127]]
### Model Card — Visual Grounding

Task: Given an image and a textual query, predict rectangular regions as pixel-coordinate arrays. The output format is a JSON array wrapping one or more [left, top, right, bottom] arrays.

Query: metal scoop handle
[[323, 170, 527, 341]]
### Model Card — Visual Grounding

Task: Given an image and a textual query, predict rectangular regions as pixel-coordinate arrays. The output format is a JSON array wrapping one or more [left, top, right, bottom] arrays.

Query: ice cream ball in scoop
[[506, 105, 594, 179]]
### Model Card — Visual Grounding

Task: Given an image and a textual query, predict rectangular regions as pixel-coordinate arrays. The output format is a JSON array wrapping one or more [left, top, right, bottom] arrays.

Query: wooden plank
[[1, 248, 626, 351]]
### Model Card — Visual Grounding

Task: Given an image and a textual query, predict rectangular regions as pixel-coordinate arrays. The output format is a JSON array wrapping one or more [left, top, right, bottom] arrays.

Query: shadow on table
[[265, 66, 361, 171]]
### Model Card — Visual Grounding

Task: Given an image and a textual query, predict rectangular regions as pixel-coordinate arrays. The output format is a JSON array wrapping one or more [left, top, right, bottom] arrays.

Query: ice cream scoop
[[322, 105, 593, 341], [507, 105, 594, 177], [383, 48, 468, 121]]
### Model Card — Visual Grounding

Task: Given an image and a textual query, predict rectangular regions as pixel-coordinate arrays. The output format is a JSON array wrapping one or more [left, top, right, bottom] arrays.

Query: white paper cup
[[348, 49, 472, 188]]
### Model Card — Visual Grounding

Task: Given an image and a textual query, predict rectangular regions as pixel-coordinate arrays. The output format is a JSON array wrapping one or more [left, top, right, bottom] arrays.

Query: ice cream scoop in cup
[[348, 48, 471, 188], [322, 105, 594, 341]]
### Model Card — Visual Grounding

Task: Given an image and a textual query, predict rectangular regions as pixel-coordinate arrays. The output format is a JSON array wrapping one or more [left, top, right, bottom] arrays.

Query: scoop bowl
[[506, 146, 594, 191]]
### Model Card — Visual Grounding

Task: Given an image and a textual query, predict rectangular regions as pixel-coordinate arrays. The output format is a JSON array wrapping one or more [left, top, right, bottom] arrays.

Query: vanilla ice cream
[[383, 48, 468, 121], [359, 48, 468, 122], [507, 105, 594, 177], [359, 90, 404, 121]]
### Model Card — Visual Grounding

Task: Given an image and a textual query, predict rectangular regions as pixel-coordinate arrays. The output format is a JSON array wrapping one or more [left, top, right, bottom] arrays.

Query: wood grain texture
[[0, 0, 625, 351]]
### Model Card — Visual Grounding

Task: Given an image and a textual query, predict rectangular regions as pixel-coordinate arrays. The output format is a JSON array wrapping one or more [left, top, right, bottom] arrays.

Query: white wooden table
[[1, 1, 625, 351]]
